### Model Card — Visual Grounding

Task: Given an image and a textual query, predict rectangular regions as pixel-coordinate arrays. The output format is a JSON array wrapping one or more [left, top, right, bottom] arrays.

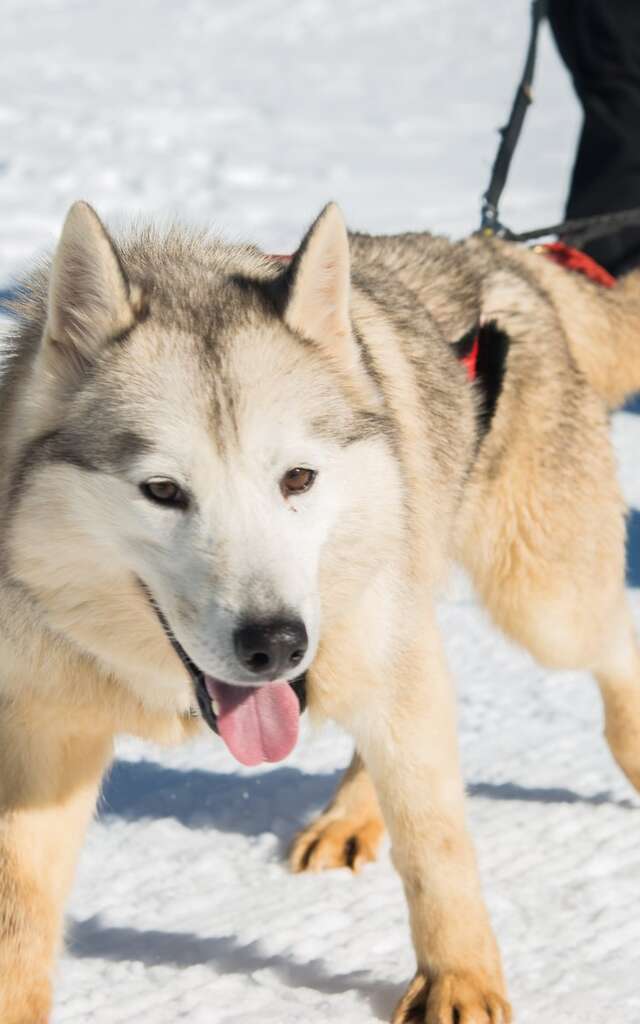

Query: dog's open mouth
[[144, 587, 306, 767], [180, 640, 307, 767]]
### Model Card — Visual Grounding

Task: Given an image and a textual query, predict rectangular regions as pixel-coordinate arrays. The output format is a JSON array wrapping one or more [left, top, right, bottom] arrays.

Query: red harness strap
[[460, 336, 479, 381], [460, 242, 615, 383], [538, 241, 616, 289]]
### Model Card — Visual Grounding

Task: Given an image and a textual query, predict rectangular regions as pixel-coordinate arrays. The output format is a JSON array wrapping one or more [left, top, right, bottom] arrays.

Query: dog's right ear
[[44, 201, 140, 377]]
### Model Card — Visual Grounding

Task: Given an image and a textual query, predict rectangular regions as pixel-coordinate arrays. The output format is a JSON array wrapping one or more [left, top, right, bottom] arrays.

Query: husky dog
[[1, 200, 640, 1024]]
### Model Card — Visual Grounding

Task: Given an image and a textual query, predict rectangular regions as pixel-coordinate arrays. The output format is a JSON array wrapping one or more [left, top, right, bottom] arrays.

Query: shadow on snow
[[85, 758, 638, 1011], [627, 508, 640, 588], [99, 760, 342, 839], [67, 917, 402, 1020], [623, 392, 640, 415], [100, 758, 638, 838]]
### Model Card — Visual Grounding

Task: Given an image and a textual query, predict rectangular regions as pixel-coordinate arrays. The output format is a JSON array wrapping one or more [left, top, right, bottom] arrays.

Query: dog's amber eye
[[141, 478, 189, 509], [281, 467, 317, 497]]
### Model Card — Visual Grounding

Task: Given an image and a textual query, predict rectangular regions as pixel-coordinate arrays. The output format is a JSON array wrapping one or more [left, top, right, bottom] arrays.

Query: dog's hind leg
[[289, 751, 385, 873], [594, 600, 640, 793], [461, 412, 640, 795], [489, 580, 640, 795], [465, 516, 640, 795]]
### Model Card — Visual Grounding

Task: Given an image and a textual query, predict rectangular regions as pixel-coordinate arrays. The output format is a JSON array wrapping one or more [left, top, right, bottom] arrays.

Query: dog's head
[[6, 202, 399, 762]]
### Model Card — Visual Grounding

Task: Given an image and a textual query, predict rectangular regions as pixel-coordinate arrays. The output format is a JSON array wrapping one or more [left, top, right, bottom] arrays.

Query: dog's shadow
[[92, 762, 405, 1017], [620, 391, 640, 589], [627, 508, 640, 589], [623, 393, 640, 415], [100, 760, 342, 842], [100, 759, 637, 838], [86, 760, 636, 1015], [67, 916, 404, 1021], [468, 780, 636, 809]]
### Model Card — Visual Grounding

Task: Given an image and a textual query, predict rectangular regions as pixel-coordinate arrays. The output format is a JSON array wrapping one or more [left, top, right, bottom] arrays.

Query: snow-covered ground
[[1, 1, 639, 1021]]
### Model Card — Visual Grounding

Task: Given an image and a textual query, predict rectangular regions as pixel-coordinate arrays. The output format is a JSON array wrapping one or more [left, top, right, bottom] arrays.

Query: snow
[[1, 0, 639, 1021]]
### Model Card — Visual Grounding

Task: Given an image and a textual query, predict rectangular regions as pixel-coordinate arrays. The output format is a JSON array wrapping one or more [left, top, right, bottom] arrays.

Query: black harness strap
[[452, 321, 510, 441], [473, 321, 510, 435]]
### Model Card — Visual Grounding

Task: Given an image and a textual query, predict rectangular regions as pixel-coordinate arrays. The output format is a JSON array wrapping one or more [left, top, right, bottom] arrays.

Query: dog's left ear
[[284, 203, 355, 367]]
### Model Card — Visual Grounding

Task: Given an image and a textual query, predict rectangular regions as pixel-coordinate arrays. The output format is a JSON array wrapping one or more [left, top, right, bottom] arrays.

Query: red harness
[[459, 334, 480, 381], [270, 243, 615, 384], [460, 242, 616, 383], [540, 241, 616, 289]]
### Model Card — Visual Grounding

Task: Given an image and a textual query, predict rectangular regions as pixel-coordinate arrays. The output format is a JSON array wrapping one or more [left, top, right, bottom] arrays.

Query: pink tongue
[[204, 676, 300, 767]]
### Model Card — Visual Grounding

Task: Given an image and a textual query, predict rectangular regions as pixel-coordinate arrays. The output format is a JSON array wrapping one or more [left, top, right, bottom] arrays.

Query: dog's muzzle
[[141, 584, 307, 734]]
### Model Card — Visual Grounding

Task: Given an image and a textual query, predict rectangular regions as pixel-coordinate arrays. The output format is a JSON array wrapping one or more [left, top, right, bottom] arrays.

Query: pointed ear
[[45, 201, 139, 371], [284, 202, 353, 363]]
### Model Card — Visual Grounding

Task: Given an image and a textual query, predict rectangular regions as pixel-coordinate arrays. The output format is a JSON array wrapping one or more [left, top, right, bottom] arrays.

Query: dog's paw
[[391, 970, 511, 1024], [289, 813, 384, 873]]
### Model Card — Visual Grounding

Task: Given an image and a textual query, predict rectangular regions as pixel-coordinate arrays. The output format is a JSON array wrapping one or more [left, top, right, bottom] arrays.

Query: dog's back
[[496, 239, 640, 408]]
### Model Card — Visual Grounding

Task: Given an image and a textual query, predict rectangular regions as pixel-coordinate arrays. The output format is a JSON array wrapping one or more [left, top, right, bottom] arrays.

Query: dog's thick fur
[[2, 201, 640, 1024]]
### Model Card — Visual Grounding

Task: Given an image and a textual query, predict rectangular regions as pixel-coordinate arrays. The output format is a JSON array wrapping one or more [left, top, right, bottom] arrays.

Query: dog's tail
[[557, 267, 640, 409]]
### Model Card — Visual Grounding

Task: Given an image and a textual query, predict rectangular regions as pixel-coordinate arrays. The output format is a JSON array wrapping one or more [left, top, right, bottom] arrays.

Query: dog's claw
[[289, 814, 384, 873], [392, 971, 512, 1024]]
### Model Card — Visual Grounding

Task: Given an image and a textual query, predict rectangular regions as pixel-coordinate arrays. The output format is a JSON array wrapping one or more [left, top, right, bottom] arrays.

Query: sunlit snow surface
[[1, 1, 639, 1020]]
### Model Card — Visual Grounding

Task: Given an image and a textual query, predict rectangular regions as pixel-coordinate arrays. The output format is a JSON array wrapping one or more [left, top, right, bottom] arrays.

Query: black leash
[[477, 0, 640, 251], [505, 207, 640, 247], [479, 0, 548, 238]]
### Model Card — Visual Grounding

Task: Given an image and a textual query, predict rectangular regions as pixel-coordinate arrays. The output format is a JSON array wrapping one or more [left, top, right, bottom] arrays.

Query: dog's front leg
[[0, 727, 113, 1023], [348, 608, 510, 1024]]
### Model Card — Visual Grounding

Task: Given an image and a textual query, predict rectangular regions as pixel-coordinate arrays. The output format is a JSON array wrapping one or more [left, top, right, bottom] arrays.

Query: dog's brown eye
[[281, 467, 317, 497], [141, 478, 188, 509]]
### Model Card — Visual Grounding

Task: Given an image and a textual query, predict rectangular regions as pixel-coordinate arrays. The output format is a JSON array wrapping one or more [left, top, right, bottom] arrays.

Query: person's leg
[[548, 0, 640, 274]]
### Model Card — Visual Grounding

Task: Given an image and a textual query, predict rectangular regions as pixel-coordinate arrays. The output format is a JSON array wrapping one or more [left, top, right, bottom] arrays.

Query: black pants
[[548, 0, 640, 274]]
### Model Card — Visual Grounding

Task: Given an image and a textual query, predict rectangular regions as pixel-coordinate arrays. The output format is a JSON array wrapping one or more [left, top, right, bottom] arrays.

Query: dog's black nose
[[233, 619, 308, 679]]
